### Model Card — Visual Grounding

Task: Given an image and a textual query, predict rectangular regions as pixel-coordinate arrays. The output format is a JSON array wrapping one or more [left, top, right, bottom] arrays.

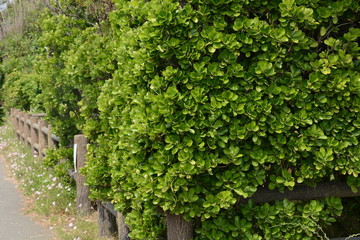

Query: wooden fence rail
[[11, 108, 57, 158], [9, 109, 132, 240], [9, 108, 360, 240]]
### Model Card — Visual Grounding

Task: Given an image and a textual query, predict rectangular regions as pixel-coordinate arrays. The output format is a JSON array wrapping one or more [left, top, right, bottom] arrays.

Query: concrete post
[[74, 134, 92, 215]]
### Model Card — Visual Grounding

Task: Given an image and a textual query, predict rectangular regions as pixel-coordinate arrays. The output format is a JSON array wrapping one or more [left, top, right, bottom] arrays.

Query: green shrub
[[0, 106, 4, 124], [34, 0, 115, 145], [0, 34, 43, 112], [83, 0, 360, 238], [1, 0, 359, 238], [197, 198, 343, 240], [43, 147, 75, 185]]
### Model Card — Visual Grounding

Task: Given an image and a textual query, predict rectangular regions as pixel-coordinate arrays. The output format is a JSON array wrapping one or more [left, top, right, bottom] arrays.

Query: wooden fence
[[9, 108, 360, 240], [9, 109, 128, 239], [11, 108, 58, 158]]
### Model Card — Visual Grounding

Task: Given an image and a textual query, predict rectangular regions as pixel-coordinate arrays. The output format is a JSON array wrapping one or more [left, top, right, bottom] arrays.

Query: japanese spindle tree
[[81, 0, 359, 239]]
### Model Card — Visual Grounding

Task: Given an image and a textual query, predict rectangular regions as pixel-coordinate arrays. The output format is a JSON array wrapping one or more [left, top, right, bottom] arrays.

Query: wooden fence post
[[14, 109, 21, 140], [47, 124, 55, 148], [21, 111, 26, 142], [24, 113, 31, 146], [118, 212, 130, 240], [98, 202, 117, 238], [30, 115, 40, 153], [167, 213, 193, 240], [10, 108, 16, 136], [38, 120, 48, 159], [11, 109, 16, 136], [74, 134, 92, 215], [19, 111, 25, 143]]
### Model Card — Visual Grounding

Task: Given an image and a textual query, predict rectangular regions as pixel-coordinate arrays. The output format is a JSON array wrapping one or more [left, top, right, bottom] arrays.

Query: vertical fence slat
[[22, 112, 26, 143], [25, 113, 32, 147], [98, 201, 117, 238], [38, 120, 48, 159], [74, 134, 92, 215], [118, 213, 130, 240], [30, 116, 39, 153], [167, 213, 193, 240], [10, 108, 17, 136], [47, 124, 55, 148], [19, 111, 25, 143], [15, 109, 21, 140]]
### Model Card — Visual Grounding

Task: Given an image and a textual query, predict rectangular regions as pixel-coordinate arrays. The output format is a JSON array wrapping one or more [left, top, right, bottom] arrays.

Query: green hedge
[[1, 0, 359, 239], [0, 34, 42, 112], [31, 1, 115, 145], [84, 0, 360, 238]]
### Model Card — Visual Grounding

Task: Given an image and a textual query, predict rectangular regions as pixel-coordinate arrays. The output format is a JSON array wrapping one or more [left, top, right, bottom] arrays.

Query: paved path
[[0, 155, 53, 240]]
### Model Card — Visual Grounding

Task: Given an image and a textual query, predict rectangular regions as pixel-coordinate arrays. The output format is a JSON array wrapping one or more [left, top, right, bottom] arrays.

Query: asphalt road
[[0, 155, 53, 240]]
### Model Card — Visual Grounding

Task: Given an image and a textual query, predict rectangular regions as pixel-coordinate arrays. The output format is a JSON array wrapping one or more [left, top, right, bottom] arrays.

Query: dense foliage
[[86, 0, 360, 238], [33, 0, 115, 145], [0, 0, 43, 111], [0, 33, 41, 112], [1, 0, 360, 239]]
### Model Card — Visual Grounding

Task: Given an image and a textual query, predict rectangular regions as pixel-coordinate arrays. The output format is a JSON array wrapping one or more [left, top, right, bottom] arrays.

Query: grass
[[0, 117, 114, 240]]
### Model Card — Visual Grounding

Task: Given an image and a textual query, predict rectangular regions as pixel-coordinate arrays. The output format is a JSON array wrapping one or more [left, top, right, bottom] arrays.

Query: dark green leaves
[[14, 0, 357, 239]]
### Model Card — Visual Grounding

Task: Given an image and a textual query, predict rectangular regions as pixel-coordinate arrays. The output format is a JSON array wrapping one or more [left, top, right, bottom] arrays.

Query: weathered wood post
[[98, 202, 117, 238], [10, 108, 17, 137], [14, 109, 21, 140], [24, 113, 31, 146], [38, 120, 48, 159], [19, 111, 25, 142], [74, 134, 92, 215], [47, 124, 56, 148], [30, 113, 46, 156], [10, 108, 15, 130], [167, 213, 193, 240], [118, 212, 130, 240], [30, 115, 40, 153], [20, 112, 26, 144], [98, 202, 130, 240]]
